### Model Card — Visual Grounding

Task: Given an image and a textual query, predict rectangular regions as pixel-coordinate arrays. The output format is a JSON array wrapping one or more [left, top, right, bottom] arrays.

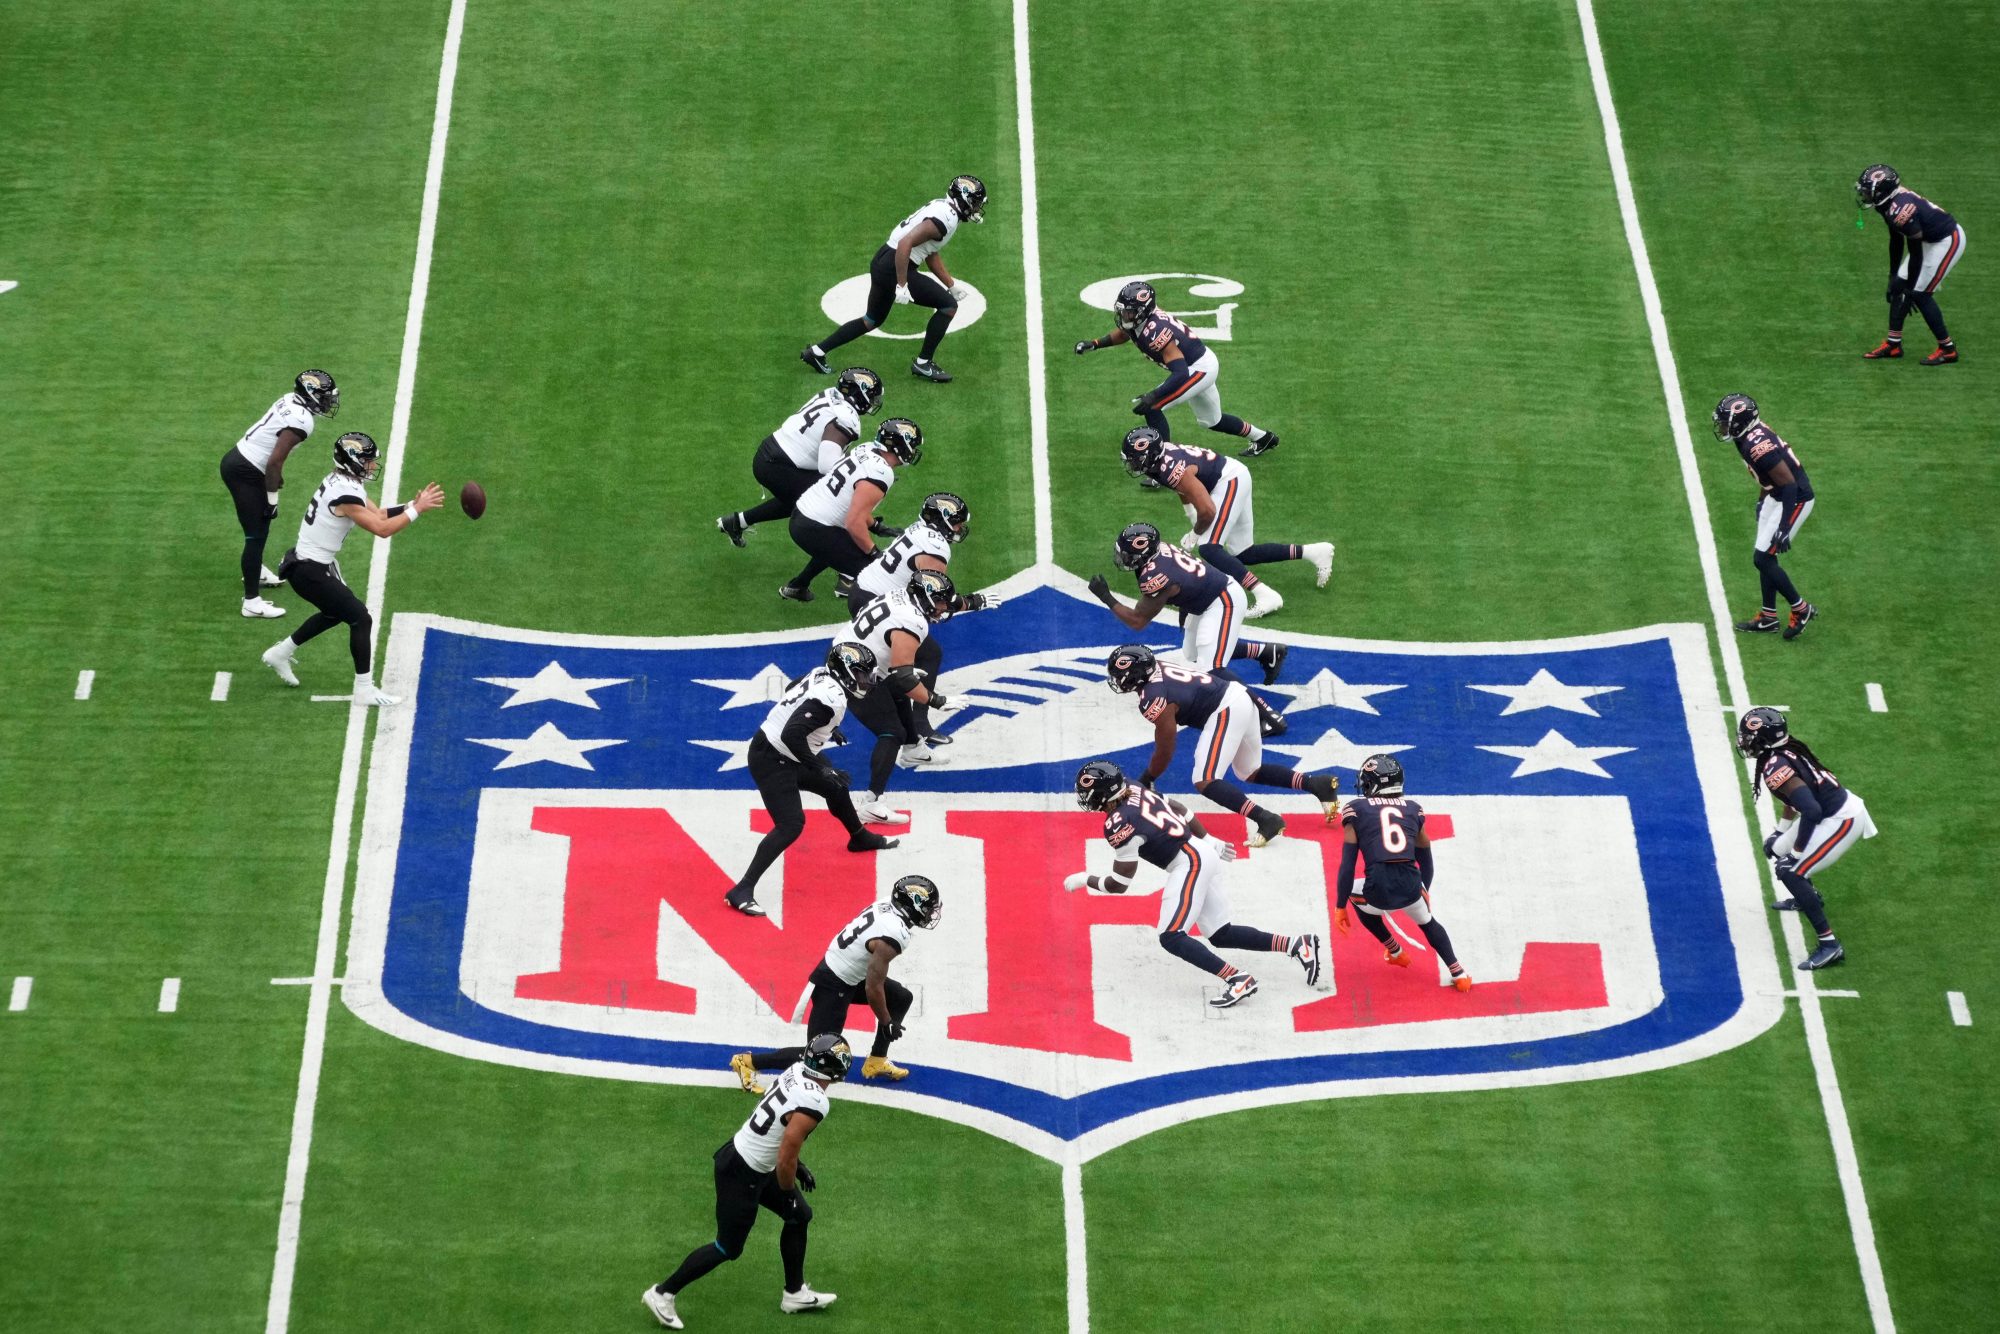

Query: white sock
[[809, 344, 824, 357], [269, 639, 295, 658], [1248, 426, 1269, 443], [355, 672, 375, 690]]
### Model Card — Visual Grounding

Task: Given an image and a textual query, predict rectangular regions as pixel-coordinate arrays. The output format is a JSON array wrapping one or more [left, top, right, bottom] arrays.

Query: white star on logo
[[476, 660, 631, 710], [1260, 668, 1405, 717], [1469, 668, 1622, 717], [693, 663, 795, 710], [467, 722, 627, 771], [1267, 724, 1414, 773], [1478, 728, 1634, 778], [688, 738, 754, 772]]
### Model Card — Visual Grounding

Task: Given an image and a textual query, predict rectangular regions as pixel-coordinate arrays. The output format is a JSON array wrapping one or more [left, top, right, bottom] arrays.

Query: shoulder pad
[[1139, 571, 1169, 597]]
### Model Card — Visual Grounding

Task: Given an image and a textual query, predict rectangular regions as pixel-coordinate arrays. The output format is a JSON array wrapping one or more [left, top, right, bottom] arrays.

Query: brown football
[[460, 481, 487, 520]]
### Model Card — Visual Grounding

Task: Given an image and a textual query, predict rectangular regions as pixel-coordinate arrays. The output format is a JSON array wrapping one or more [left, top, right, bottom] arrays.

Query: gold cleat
[[730, 1052, 765, 1095], [861, 1055, 909, 1081]]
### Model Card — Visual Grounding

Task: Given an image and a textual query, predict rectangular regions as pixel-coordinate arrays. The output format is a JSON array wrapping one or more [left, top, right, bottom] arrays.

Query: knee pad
[[936, 295, 959, 315], [789, 1197, 814, 1226]]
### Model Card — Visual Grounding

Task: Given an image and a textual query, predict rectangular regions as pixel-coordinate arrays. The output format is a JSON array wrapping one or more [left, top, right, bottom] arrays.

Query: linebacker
[[780, 418, 923, 603], [218, 370, 340, 618], [1334, 756, 1473, 991], [1738, 708, 1876, 971], [1713, 395, 1817, 639], [717, 369, 883, 546], [1074, 281, 1279, 456], [1856, 165, 1965, 365]]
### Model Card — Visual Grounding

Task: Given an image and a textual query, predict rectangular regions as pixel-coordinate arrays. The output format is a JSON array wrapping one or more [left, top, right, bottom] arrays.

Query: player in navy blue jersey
[[1856, 165, 1965, 365], [1332, 755, 1473, 991], [1712, 395, 1817, 639], [1087, 522, 1285, 684], [1068, 760, 1327, 1008], [1074, 281, 1279, 457], [1738, 708, 1876, 971], [1106, 644, 1336, 848]]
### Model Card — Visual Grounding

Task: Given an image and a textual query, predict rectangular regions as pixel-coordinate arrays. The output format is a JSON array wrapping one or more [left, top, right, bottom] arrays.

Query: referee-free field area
[[2, 2, 1996, 1331]]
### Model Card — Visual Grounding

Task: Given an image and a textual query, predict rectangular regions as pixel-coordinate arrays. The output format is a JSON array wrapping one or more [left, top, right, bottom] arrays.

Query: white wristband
[[403, 506, 419, 523], [266, 490, 280, 507]]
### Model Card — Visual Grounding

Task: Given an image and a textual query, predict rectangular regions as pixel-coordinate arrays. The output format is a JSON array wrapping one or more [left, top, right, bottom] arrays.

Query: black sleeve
[[1888, 228, 1905, 272], [329, 493, 366, 510], [780, 699, 837, 761]]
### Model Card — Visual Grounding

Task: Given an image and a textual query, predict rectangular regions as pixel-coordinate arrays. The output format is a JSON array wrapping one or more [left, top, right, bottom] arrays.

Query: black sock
[[1237, 542, 1299, 566], [1158, 930, 1233, 977], [1777, 869, 1832, 934], [240, 537, 267, 599], [1417, 917, 1460, 967], [662, 1241, 730, 1294], [1209, 923, 1287, 952], [348, 621, 373, 674], [739, 497, 792, 527], [1197, 777, 1257, 817], [818, 319, 872, 355], [1356, 912, 1395, 948], [785, 559, 825, 593], [751, 1046, 807, 1072], [732, 822, 803, 898], [869, 734, 899, 794], [1214, 413, 1251, 437], [779, 1219, 809, 1292], [1768, 563, 1800, 606], [1912, 292, 1948, 340], [919, 307, 956, 361]]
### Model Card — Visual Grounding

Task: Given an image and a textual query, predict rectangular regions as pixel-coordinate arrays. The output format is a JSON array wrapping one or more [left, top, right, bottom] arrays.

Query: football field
[[3, 2, 1996, 1330]]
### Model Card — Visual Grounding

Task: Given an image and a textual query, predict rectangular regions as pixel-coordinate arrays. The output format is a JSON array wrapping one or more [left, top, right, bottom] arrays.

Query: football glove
[[949, 282, 971, 301], [1074, 340, 1094, 355], [958, 592, 1002, 612], [885, 1021, 905, 1043], [1334, 905, 1352, 935], [797, 1165, 817, 1193], [1063, 871, 1091, 892], [1087, 573, 1113, 604], [1180, 531, 1201, 551], [1771, 532, 1792, 554], [818, 766, 850, 790], [895, 285, 914, 305], [1214, 839, 1240, 863], [1131, 396, 1153, 416], [927, 692, 951, 711], [1762, 831, 1781, 859], [828, 727, 848, 747]]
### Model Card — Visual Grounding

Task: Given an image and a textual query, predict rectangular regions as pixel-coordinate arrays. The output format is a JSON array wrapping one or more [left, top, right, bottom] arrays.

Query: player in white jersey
[[800, 174, 987, 384], [217, 370, 339, 618], [780, 418, 923, 604], [726, 643, 900, 918], [732, 874, 943, 1094], [716, 368, 882, 546], [257, 432, 443, 706], [643, 1033, 850, 1328], [842, 570, 955, 823]]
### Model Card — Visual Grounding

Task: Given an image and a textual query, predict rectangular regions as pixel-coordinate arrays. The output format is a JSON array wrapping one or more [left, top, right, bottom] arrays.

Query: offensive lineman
[[781, 418, 924, 603], [732, 874, 944, 1090], [1334, 755, 1474, 991], [218, 370, 339, 618], [642, 1033, 850, 1328], [1738, 707, 1876, 971], [258, 432, 443, 706], [716, 369, 883, 545], [1713, 395, 1817, 639], [1088, 522, 1286, 684], [1069, 760, 1326, 1008], [800, 175, 988, 384], [1856, 165, 1965, 365], [1073, 281, 1279, 455], [725, 643, 900, 919], [842, 569, 958, 822]]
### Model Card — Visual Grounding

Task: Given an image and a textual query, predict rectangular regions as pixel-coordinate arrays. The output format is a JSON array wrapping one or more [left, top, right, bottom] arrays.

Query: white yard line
[[1013, 0, 1053, 569], [262, 3, 469, 1330], [1062, 1156, 1089, 1333], [1865, 682, 1886, 713], [7, 976, 31, 1011], [1573, 4, 1893, 1330], [74, 669, 93, 700], [211, 671, 233, 702], [158, 977, 181, 1013], [1947, 992, 1971, 1027]]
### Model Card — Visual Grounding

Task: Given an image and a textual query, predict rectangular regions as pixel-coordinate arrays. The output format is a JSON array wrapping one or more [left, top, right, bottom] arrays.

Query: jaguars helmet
[[907, 568, 957, 622], [294, 369, 339, 418], [1120, 426, 1166, 477], [1855, 164, 1900, 210], [876, 417, 924, 465], [919, 491, 970, 543], [1736, 706, 1790, 757], [825, 641, 876, 697], [889, 873, 943, 929], [1114, 281, 1158, 332], [1356, 754, 1406, 798], [947, 174, 987, 223], [836, 367, 885, 416], [1113, 521, 1162, 571], [1711, 393, 1760, 443], [1075, 759, 1129, 812], [801, 1032, 853, 1082], [1105, 643, 1158, 694], [331, 431, 380, 482]]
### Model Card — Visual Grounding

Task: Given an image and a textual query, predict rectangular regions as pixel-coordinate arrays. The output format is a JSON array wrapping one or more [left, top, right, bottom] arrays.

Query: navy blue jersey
[[1137, 663, 1231, 730], [1147, 442, 1227, 493], [1340, 796, 1426, 866], [1136, 544, 1230, 614], [1878, 188, 1957, 243], [1133, 310, 1208, 369], [1758, 743, 1847, 813], [1103, 786, 1197, 871], [1735, 423, 1812, 497]]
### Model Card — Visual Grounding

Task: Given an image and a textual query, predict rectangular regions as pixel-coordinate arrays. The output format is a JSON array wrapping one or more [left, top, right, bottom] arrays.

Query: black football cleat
[[1861, 340, 1903, 360], [1241, 431, 1281, 458], [846, 831, 900, 853], [1256, 641, 1288, 685], [724, 890, 767, 918], [1798, 940, 1845, 971], [716, 513, 747, 547], [778, 582, 815, 604], [911, 358, 953, 383], [1922, 344, 1959, 366], [801, 345, 831, 374], [1782, 603, 1818, 640], [1734, 612, 1781, 634], [1247, 808, 1287, 848]]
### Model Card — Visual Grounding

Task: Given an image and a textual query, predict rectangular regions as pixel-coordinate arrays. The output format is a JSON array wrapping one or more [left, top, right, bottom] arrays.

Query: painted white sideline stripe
[[264, 4, 468, 1331], [74, 670, 94, 700], [271, 977, 350, 987], [1014, 0, 1052, 569], [1865, 683, 1886, 713], [1574, 4, 1894, 1331], [7, 977, 31, 1011], [1062, 1157, 1089, 1334], [1947, 992, 1970, 1027], [212, 671, 233, 702], [309, 695, 354, 703], [159, 978, 181, 1013]]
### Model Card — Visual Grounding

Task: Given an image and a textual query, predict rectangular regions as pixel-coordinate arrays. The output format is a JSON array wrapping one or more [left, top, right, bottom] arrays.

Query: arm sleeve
[[1336, 841, 1359, 909], [779, 700, 836, 762], [1785, 784, 1825, 848], [1415, 844, 1436, 888], [1142, 362, 1192, 409], [1889, 229, 1907, 273]]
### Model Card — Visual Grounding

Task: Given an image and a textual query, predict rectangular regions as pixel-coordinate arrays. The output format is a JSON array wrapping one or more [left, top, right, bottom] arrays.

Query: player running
[[1738, 707, 1876, 971], [1073, 280, 1279, 456], [1713, 395, 1817, 639], [217, 369, 340, 618], [1856, 165, 1965, 365], [716, 369, 882, 546], [1333, 755, 1473, 991]]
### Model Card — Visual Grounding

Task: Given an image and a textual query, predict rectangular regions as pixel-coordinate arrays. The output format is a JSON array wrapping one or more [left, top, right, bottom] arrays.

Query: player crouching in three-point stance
[[643, 1033, 850, 1329], [1334, 756, 1473, 991], [1856, 164, 1965, 365], [1737, 707, 1875, 971], [1090, 522, 1286, 688], [258, 432, 443, 706], [1070, 760, 1327, 1008], [725, 642, 900, 918], [781, 418, 923, 604], [733, 875, 943, 1092], [1713, 395, 1817, 640], [1106, 644, 1337, 849], [219, 369, 340, 618], [1074, 281, 1279, 457], [841, 568, 958, 823], [716, 368, 883, 546]]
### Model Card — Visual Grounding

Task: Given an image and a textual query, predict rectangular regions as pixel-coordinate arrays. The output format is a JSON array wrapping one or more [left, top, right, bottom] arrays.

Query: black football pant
[[733, 735, 867, 899], [752, 963, 914, 1068], [785, 514, 873, 596], [220, 446, 273, 599], [739, 436, 827, 529], [281, 552, 373, 673], [848, 676, 919, 793], [1889, 286, 1950, 341], [816, 244, 958, 361], [657, 1142, 810, 1295]]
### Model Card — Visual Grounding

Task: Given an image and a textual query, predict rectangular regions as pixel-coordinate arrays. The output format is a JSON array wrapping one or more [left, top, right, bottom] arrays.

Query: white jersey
[[757, 669, 850, 764], [774, 388, 861, 471], [823, 900, 914, 986], [857, 523, 952, 598], [847, 589, 929, 675], [794, 448, 897, 527], [234, 393, 316, 470], [293, 470, 369, 565], [886, 198, 960, 265], [731, 1064, 832, 1173]]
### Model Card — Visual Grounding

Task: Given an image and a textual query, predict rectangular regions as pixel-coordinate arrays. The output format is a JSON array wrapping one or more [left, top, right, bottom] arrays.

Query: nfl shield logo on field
[[347, 571, 1780, 1162]]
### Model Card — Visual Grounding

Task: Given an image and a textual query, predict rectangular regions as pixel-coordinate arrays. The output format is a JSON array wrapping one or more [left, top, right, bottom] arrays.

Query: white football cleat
[[641, 1286, 684, 1328], [261, 643, 300, 687], [896, 742, 947, 768], [854, 794, 909, 825], [1246, 581, 1285, 620], [240, 597, 287, 619], [259, 565, 283, 588], [780, 1284, 838, 1313], [353, 679, 401, 707], [1305, 542, 1336, 588]]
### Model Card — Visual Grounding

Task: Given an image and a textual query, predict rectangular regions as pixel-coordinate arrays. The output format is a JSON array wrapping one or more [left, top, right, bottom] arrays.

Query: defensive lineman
[[642, 1033, 850, 1328], [1074, 281, 1278, 455], [717, 368, 883, 545], [1856, 165, 1965, 365], [843, 569, 958, 823], [218, 370, 339, 618], [1738, 707, 1876, 971], [801, 175, 988, 384], [1089, 522, 1285, 684], [1713, 395, 1817, 639], [258, 432, 442, 705], [1334, 755, 1473, 990], [781, 418, 923, 603]]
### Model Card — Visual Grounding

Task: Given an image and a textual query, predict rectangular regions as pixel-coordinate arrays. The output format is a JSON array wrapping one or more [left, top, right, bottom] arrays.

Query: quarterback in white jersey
[[218, 369, 339, 617], [717, 368, 883, 547], [258, 431, 444, 707], [780, 417, 922, 605], [801, 174, 987, 384], [643, 1034, 851, 1328]]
